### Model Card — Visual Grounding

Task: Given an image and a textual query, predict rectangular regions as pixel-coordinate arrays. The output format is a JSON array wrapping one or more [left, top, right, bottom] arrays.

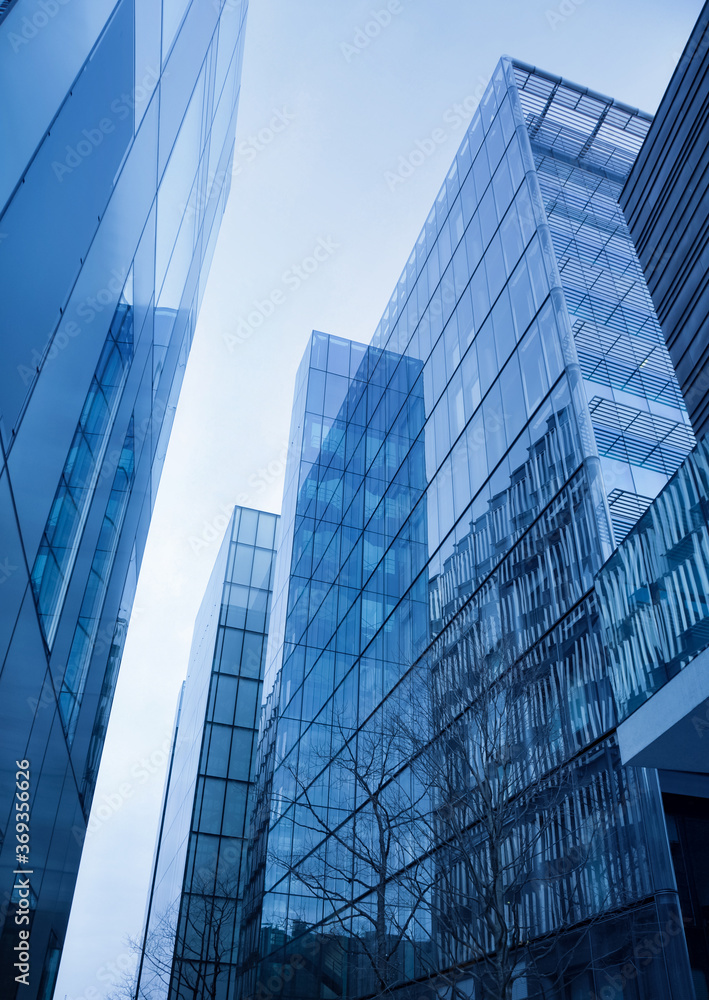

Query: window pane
[[519, 324, 549, 414], [235, 679, 259, 728], [241, 631, 264, 678], [219, 627, 244, 674], [213, 675, 238, 725]]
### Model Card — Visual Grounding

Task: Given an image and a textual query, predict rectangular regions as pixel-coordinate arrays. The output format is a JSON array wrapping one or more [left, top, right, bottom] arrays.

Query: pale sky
[[55, 1, 704, 997]]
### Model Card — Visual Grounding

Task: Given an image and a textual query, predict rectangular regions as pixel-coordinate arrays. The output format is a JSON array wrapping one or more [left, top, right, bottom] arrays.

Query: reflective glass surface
[[621, 7, 709, 441], [59, 420, 136, 743], [239, 59, 696, 1000], [597, 435, 709, 720], [513, 64, 695, 542], [30, 296, 134, 648], [135, 508, 278, 1000], [0, 1, 249, 993]]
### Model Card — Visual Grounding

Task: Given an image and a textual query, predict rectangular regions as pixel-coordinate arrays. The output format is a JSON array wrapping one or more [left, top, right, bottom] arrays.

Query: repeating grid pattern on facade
[[512, 63, 650, 179], [239, 57, 697, 1000], [598, 436, 709, 718], [136, 507, 277, 1000], [514, 66, 695, 547], [620, 5, 709, 439], [588, 395, 695, 476]]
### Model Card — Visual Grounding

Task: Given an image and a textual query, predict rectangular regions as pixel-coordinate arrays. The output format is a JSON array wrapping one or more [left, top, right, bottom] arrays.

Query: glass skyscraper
[[238, 58, 698, 999], [0, 1, 248, 996], [135, 506, 278, 1000]]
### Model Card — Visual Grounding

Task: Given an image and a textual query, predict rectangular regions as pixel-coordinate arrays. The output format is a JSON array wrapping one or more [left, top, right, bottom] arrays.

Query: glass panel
[[59, 420, 135, 741], [30, 296, 134, 647]]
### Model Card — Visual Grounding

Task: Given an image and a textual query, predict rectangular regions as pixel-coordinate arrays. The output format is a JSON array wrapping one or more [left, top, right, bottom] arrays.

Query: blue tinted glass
[[238, 508, 259, 545], [519, 323, 549, 414], [491, 287, 516, 364], [476, 316, 498, 395], [31, 302, 134, 647], [509, 258, 535, 337], [478, 186, 498, 248]]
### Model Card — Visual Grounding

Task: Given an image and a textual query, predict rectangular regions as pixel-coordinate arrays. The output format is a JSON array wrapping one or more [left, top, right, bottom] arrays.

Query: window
[[219, 627, 244, 674], [235, 679, 259, 728], [58, 421, 135, 742], [519, 324, 549, 415], [30, 299, 133, 647], [509, 258, 536, 337]]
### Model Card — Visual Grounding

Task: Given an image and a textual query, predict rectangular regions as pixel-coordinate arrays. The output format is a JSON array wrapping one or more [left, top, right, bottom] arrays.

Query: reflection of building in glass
[[621, 4, 709, 441], [608, 7, 709, 988], [597, 438, 709, 992], [238, 334, 429, 989], [0, 2, 248, 995], [429, 394, 586, 632], [239, 58, 699, 1000], [513, 61, 694, 541], [135, 507, 277, 1000]]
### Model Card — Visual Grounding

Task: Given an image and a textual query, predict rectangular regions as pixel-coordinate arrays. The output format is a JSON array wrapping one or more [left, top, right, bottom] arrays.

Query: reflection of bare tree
[[272, 713, 435, 999], [403, 617, 637, 1000], [110, 867, 240, 1000], [272, 612, 632, 1000]]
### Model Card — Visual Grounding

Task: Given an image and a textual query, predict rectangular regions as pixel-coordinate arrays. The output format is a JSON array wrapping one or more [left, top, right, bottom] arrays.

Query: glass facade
[[135, 507, 278, 1000], [596, 435, 709, 994], [611, 8, 709, 981], [597, 436, 709, 724], [513, 62, 694, 543], [239, 58, 698, 1000], [0, 1, 249, 995]]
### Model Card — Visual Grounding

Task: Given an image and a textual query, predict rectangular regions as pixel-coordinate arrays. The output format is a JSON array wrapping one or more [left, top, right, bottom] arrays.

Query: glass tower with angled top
[[238, 59, 696, 1000]]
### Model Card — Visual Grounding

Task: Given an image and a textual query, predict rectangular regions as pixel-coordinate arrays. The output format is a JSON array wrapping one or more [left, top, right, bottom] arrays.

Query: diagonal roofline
[[504, 56, 652, 123]]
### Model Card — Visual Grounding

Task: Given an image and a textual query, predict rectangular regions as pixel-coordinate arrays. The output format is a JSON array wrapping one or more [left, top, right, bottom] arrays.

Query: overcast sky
[[54, 1, 703, 996]]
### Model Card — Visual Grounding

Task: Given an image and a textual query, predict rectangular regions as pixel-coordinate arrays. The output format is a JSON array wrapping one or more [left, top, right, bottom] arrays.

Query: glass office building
[[135, 507, 277, 1000], [239, 58, 698, 999], [0, 1, 248, 996], [621, 1, 709, 441]]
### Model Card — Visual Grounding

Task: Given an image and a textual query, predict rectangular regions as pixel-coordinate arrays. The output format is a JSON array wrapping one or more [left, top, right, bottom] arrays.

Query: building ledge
[[617, 644, 709, 770]]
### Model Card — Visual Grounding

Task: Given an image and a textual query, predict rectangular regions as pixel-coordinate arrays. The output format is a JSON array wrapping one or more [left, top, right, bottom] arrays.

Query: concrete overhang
[[617, 645, 709, 772]]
